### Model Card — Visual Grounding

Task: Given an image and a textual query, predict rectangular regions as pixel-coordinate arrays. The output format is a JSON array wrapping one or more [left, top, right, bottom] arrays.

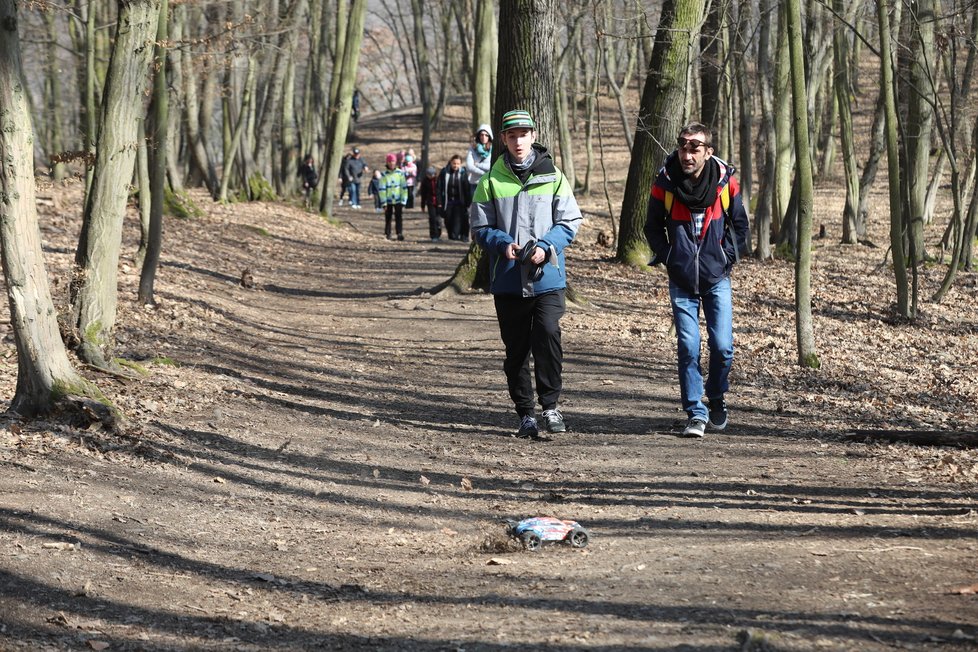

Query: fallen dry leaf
[[949, 583, 978, 595], [460, 477, 473, 491], [487, 557, 513, 566], [419, 475, 430, 486]]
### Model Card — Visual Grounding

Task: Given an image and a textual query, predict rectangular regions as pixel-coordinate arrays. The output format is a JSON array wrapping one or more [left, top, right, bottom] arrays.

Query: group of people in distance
[[304, 110, 750, 441]]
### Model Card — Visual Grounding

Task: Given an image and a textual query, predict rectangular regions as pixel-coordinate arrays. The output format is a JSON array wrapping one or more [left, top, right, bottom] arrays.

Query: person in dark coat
[[420, 166, 442, 241], [644, 121, 750, 438], [437, 155, 472, 241]]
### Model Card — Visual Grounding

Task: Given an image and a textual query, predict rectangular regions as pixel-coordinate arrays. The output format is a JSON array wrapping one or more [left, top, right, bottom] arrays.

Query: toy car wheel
[[568, 527, 589, 548], [521, 531, 542, 551]]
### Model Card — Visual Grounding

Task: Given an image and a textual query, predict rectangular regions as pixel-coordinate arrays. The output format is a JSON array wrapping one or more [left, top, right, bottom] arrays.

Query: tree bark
[[411, 0, 434, 180], [0, 0, 103, 416], [471, 0, 496, 132], [138, 0, 169, 306], [493, 0, 558, 145], [753, 0, 776, 259], [878, 0, 911, 317], [786, 0, 819, 368], [833, 0, 859, 244], [318, 0, 367, 217], [70, 0, 161, 368], [616, 0, 706, 268]]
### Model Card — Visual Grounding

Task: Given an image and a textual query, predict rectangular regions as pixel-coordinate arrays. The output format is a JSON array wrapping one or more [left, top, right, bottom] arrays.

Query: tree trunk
[[182, 2, 219, 198], [616, 0, 706, 268], [411, 0, 434, 181], [786, 0, 818, 368], [219, 58, 257, 203], [43, 8, 67, 182], [878, 0, 911, 317], [135, 117, 151, 267], [700, 1, 722, 130], [471, 0, 496, 132], [903, 0, 936, 264], [70, 0, 161, 368], [833, 0, 859, 245], [753, 0, 776, 259], [773, 2, 793, 238], [493, 0, 558, 145], [138, 0, 169, 307], [443, 0, 561, 295], [0, 0, 103, 416], [857, 88, 886, 239], [318, 0, 367, 217], [254, 0, 307, 187], [601, 1, 633, 151]]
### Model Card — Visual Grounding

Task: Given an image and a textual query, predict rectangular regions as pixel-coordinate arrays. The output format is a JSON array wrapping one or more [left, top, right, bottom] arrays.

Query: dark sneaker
[[708, 397, 728, 430], [683, 417, 707, 438], [517, 415, 538, 438], [542, 409, 566, 433]]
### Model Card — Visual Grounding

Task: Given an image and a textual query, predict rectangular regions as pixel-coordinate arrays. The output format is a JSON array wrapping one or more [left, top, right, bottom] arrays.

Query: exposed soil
[[1, 102, 977, 651]]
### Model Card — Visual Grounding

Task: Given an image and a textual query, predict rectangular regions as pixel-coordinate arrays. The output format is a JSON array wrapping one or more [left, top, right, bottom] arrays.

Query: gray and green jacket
[[469, 144, 582, 297]]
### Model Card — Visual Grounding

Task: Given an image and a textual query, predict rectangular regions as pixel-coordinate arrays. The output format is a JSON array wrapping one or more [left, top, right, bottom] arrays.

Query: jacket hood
[[476, 123, 493, 140]]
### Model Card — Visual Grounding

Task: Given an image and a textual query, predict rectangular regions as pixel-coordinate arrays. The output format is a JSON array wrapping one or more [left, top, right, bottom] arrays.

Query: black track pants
[[493, 290, 565, 416]]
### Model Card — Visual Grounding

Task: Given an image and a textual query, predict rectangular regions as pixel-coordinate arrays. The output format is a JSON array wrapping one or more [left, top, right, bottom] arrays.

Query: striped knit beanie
[[500, 109, 535, 132]]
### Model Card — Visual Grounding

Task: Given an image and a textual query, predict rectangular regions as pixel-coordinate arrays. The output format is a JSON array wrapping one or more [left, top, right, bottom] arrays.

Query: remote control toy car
[[506, 517, 589, 551]]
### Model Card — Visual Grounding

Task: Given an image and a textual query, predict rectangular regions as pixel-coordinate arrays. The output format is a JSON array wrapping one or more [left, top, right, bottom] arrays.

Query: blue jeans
[[347, 182, 361, 206], [669, 277, 733, 420]]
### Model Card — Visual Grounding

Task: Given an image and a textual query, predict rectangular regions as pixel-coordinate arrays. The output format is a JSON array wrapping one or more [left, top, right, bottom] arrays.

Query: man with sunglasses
[[645, 122, 751, 438]]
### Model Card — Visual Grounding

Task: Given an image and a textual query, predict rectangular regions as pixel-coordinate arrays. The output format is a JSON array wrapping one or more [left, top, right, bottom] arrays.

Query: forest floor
[[1, 103, 978, 651]]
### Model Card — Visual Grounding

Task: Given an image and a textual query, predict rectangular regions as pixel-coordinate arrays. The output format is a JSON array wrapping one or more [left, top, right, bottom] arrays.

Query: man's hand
[[505, 243, 519, 260], [528, 246, 546, 265]]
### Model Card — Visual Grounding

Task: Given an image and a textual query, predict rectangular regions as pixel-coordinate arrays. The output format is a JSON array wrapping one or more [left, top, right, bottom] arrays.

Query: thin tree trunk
[[471, 0, 495, 131], [182, 2, 219, 197], [43, 9, 67, 182], [319, 0, 367, 217], [219, 58, 256, 203], [773, 1, 793, 237], [135, 117, 151, 267], [411, 0, 433, 179], [138, 0, 169, 306], [833, 0, 859, 244], [600, 2, 633, 151], [878, 0, 910, 317], [753, 0, 776, 259], [785, 0, 818, 368]]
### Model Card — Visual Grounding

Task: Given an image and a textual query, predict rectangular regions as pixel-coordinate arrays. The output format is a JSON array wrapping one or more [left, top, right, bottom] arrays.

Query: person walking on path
[[438, 155, 472, 241], [297, 153, 318, 208], [419, 166, 442, 241], [644, 122, 751, 438], [402, 150, 418, 209], [379, 153, 409, 240], [469, 109, 583, 439], [465, 124, 493, 194], [367, 169, 382, 212], [344, 148, 369, 209], [337, 152, 351, 205]]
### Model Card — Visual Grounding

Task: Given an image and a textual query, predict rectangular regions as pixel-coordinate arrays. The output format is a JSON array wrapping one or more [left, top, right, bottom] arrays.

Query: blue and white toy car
[[506, 517, 590, 551]]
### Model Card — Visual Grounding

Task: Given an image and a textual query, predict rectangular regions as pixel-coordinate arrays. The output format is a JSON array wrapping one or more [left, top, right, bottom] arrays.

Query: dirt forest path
[[0, 90, 978, 652], [2, 159, 977, 648]]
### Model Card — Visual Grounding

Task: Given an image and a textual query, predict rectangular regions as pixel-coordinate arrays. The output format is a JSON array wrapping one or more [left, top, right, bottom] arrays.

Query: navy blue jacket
[[644, 154, 750, 294]]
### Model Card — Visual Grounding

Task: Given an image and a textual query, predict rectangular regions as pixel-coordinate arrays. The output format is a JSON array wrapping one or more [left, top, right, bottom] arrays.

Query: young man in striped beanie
[[469, 109, 583, 439]]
